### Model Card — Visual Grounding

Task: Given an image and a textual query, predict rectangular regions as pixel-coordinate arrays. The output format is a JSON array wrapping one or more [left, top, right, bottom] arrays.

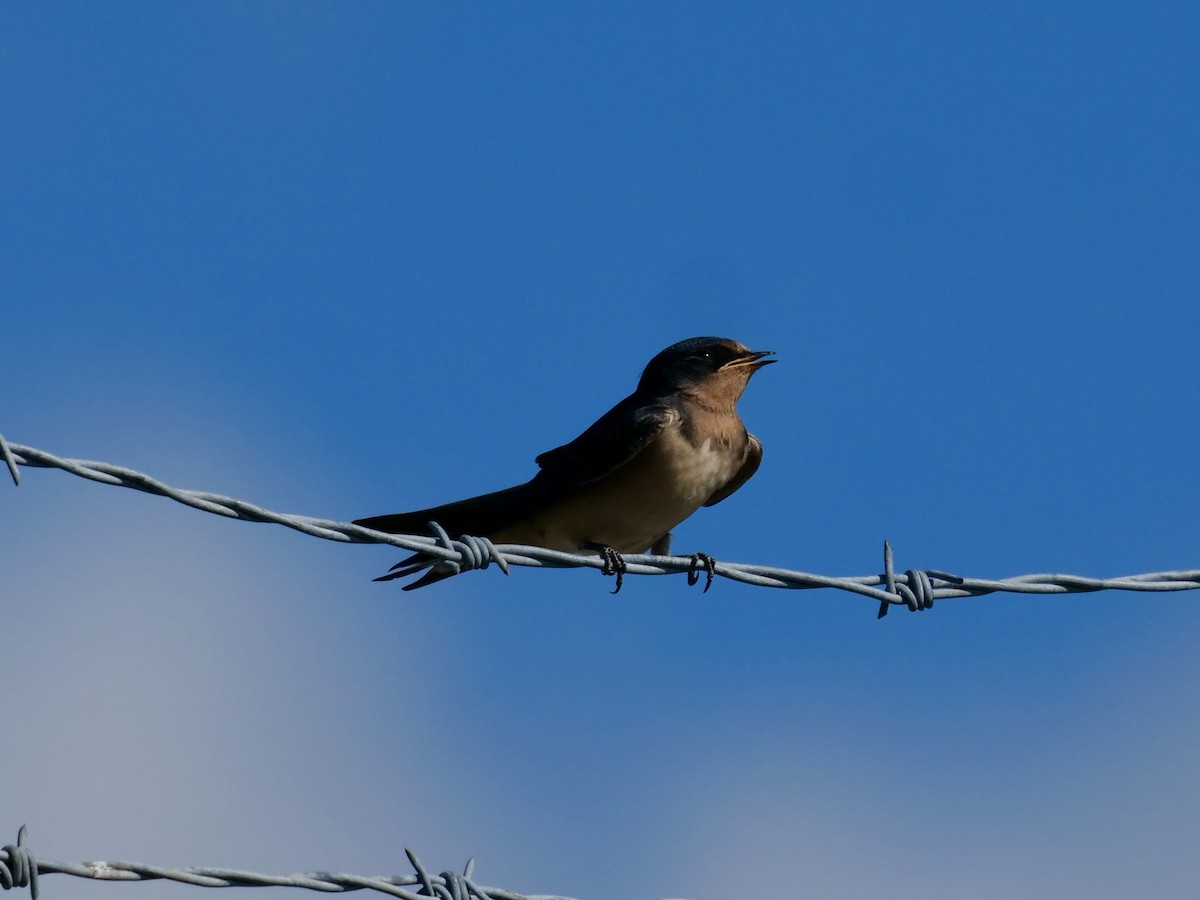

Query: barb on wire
[[0, 827, 36, 900], [0, 434, 19, 487], [0, 828, 574, 900], [5, 439, 1199, 615]]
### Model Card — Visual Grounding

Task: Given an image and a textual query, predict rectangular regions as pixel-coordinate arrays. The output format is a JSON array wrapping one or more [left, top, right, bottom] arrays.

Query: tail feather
[[354, 481, 544, 589], [371, 551, 456, 591]]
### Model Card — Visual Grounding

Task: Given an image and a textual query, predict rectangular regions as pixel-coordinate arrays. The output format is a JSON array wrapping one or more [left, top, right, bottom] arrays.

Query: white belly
[[493, 428, 744, 553]]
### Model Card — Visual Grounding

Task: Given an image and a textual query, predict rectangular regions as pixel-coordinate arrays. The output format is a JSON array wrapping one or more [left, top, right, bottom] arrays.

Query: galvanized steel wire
[[0, 829, 575, 900], [4, 435, 1198, 614]]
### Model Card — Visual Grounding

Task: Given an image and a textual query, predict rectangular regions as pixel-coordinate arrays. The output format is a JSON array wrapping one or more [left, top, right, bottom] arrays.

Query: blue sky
[[3, 3, 1199, 898]]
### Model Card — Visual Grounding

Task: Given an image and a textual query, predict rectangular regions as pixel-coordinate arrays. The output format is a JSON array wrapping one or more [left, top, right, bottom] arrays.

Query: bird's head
[[637, 337, 775, 405]]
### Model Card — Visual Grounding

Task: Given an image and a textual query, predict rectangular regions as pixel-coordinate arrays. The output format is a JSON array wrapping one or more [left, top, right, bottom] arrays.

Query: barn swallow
[[354, 336, 774, 590]]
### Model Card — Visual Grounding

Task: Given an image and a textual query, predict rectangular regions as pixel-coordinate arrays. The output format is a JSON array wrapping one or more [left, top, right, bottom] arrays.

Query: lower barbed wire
[[0, 828, 578, 900]]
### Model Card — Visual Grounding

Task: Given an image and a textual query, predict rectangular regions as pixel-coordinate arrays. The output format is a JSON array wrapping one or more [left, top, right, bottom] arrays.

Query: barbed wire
[[0, 827, 578, 900], [3, 435, 1198, 616]]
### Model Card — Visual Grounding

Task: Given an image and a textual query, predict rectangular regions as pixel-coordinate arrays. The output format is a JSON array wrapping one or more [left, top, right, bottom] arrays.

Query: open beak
[[721, 349, 776, 372]]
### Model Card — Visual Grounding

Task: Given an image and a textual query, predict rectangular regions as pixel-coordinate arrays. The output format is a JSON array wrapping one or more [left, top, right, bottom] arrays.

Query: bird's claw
[[583, 544, 626, 594], [602, 546, 628, 593], [687, 552, 716, 593]]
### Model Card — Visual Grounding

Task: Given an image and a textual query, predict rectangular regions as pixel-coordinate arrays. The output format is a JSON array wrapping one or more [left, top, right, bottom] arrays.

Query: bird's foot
[[687, 552, 717, 593], [583, 541, 628, 594]]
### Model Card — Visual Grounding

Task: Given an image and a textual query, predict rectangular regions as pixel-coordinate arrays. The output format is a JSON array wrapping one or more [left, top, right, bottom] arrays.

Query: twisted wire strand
[[4, 436, 1198, 612], [0, 829, 575, 900]]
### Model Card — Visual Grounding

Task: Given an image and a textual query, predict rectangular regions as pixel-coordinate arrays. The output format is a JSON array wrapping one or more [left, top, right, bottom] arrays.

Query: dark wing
[[534, 394, 676, 488], [703, 433, 763, 507], [352, 394, 674, 538], [355, 394, 674, 590]]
